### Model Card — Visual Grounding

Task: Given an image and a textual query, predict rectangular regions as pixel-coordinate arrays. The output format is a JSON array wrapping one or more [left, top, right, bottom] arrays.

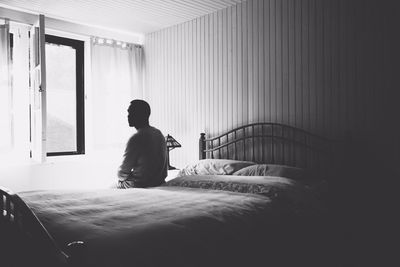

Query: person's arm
[[117, 136, 140, 181]]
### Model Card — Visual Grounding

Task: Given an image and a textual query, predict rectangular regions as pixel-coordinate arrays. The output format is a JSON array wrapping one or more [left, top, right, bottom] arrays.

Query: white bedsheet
[[20, 187, 278, 267]]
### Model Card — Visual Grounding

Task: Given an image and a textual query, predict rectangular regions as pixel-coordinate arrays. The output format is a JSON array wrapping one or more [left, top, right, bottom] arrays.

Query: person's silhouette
[[117, 100, 167, 188]]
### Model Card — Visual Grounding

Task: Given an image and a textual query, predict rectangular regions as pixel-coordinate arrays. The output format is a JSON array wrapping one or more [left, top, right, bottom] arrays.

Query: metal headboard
[[199, 123, 338, 177]]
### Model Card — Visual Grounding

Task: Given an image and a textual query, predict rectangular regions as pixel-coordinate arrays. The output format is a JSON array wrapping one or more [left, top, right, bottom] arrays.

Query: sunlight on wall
[[0, 22, 12, 150], [0, 22, 30, 162]]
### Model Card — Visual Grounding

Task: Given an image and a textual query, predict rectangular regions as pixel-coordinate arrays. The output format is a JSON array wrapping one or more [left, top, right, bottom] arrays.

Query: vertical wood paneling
[[222, 8, 228, 133], [144, 0, 399, 168], [308, 0, 316, 133], [204, 15, 210, 133], [294, 0, 301, 128], [200, 16, 206, 130], [252, 0, 258, 123], [232, 4, 238, 129], [317, 0, 324, 135], [288, 0, 295, 127], [217, 10, 223, 135], [282, 0, 289, 125], [227, 7, 233, 130], [259, 0, 265, 123], [338, 0, 346, 134], [275, 0, 282, 124], [300, 0, 308, 130], [348, 2, 357, 133], [237, 3, 243, 128], [264, 0, 270, 123], [212, 12, 218, 137], [188, 20, 193, 139], [270, 0, 276, 123]]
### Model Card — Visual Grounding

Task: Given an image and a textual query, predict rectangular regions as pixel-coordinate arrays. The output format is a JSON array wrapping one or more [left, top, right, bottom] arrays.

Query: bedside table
[[166, 169, 180, 182]]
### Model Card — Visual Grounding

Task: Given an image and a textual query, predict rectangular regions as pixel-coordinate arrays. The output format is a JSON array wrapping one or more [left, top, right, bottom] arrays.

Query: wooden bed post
[[199, 133, 206, 160], [0, 186, 87, 267], [67, 241, 87, 267]]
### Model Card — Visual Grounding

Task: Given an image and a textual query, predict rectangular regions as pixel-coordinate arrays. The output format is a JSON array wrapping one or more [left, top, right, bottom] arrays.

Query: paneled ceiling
[[0, 0, 245, 34]]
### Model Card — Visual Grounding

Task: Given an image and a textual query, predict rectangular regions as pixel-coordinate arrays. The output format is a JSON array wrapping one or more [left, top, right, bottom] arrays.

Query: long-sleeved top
[[118, 126, 167, 188]]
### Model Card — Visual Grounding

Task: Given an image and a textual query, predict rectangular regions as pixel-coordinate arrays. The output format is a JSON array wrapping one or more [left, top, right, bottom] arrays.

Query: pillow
[[178, 159, 255, 177], [233, 164, 312, 180], [164, 174, 296, 199], [232, 164, 270, 176]]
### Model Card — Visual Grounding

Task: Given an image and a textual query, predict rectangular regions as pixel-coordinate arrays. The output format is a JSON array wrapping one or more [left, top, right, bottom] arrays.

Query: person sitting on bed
[[117, 99, 168, 188]]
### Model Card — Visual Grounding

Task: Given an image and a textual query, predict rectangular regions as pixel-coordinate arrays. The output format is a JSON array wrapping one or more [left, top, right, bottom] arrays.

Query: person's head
[[127, 99, 151, 129]]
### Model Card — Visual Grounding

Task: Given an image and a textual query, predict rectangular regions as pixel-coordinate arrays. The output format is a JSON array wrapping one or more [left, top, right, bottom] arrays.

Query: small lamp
[[165, 134, 181, 170]]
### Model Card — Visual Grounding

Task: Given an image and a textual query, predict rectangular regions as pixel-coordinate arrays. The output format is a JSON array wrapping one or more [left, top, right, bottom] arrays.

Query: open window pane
[[45, 35, 84, 155], [46, 42, 76, 152]]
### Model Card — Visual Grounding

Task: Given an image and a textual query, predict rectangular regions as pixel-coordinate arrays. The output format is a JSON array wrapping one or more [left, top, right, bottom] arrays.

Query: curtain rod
[[91, 36, 142, 49], [0, 7, 144, 45]]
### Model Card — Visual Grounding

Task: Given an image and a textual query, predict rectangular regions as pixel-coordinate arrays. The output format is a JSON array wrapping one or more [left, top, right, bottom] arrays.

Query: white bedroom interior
[[1, 1, 256, 191], [1, 0, 399, 192], [0, 0, 399, 266]]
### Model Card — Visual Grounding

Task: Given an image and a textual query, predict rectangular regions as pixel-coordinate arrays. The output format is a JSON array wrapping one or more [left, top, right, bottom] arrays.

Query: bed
[[0, 123, 339, 267]]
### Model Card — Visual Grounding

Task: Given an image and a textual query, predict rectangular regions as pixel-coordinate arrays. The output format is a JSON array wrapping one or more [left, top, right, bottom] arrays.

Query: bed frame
[[0, 186, 86, 266], [1, 123, 338, 267], [199, 122, 339, 177]]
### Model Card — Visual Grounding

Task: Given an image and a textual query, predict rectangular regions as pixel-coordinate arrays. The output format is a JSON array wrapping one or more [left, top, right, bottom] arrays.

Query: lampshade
[[165, 134, 181, 170], [165, 134, 181, 150]]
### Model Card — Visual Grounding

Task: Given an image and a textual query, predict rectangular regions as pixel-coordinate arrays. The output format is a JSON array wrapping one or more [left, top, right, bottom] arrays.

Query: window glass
[[46, 43, 77, 153], [45, 35, 84, 155]]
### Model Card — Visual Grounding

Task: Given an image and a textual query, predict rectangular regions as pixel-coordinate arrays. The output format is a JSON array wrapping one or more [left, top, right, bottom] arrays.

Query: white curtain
[[91, 38, 144, 149], [0, 20, 12, 150]]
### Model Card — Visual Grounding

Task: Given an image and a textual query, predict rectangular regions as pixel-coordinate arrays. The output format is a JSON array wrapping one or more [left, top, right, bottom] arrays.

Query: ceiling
[[0, 0, 245, 34]]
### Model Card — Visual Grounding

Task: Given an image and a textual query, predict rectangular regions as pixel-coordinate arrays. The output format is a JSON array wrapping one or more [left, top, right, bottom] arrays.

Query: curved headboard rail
[[0, 186, 85, 266], [199, 123, 340, 177], [203, 122, 332, 143]]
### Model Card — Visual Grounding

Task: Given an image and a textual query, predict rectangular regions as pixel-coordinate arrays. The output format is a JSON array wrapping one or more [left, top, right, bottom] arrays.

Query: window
[[45, 35, 84, 156], [1, 23, 31, 162]]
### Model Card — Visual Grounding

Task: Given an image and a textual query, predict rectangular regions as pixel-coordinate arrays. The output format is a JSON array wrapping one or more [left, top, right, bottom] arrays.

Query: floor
[[0, 152, 122, 193], [0, 150, 178, 193]]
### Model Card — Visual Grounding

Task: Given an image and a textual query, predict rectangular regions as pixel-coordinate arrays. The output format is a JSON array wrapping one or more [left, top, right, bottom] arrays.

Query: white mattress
[[20, 187, 277, 267]]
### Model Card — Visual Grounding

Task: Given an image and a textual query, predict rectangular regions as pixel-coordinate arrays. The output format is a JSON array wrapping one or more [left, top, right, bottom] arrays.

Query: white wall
[[0, 155, 121, 192], [144, 0, 400, 171], [0, 12, 139, 191], [0, 7, 144, 44]]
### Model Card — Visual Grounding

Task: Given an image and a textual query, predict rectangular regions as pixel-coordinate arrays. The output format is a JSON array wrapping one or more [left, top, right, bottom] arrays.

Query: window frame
[[0, 32, 13, 152], [45, 34, 85, 156]]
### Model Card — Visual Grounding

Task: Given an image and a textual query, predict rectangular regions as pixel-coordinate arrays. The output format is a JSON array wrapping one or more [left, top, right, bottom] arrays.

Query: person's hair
[[129, 99, 151, 127]]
